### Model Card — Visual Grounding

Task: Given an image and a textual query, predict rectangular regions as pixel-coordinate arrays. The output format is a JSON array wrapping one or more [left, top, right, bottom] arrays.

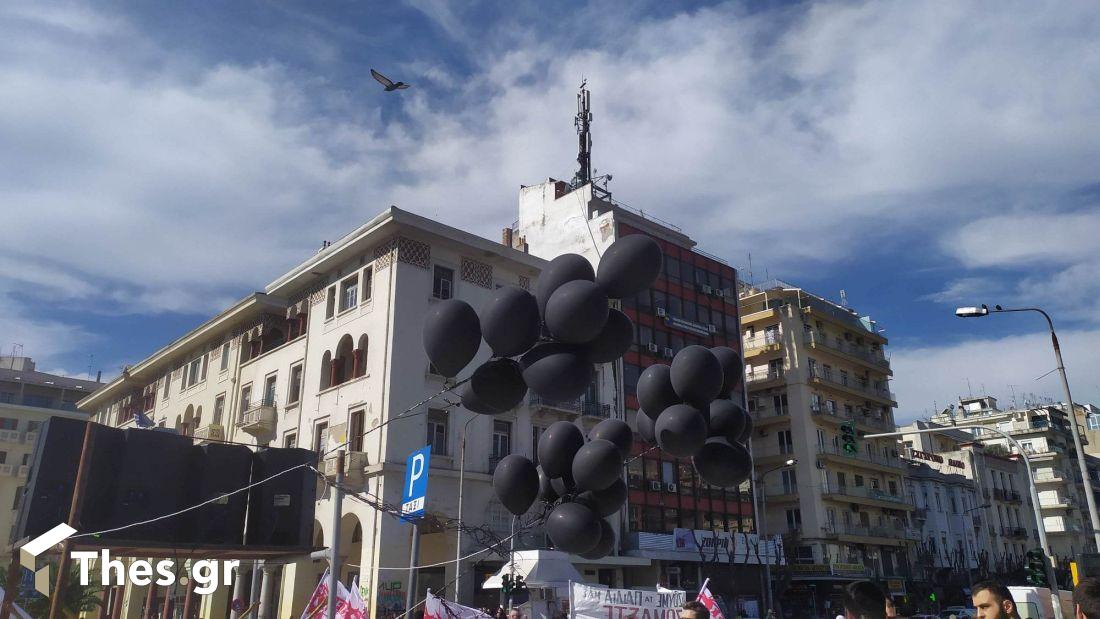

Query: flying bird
[[371, 68, 410, 91]]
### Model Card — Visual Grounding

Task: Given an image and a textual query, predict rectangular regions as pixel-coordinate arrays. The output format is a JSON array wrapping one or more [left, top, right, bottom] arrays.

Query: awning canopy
[[482, 550, 586, 590]]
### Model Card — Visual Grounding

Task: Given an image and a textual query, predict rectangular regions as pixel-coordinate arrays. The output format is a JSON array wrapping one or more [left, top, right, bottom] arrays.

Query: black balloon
[[576, 478, 627, 517], [481, 287, 541, 357], [655, 404, 708, 457], [670, 346, 724, 408], [637, 364, 680, 420], [636, 410, 656, 443], [708, 399, 748, 443], [422, 299, 482, 377], [458, 382, 503, 415], [520, 343, 594, 402], [595, 235, 663, 299], [546, 502, 601, 555], [584, 309, 633, 363], [537, 421, 585, 478], [737, 412, 754, 443], [589, 419, 633, 458], [544, 280, 609, 344], [466, 359, 527, 413], [692, 438, 752, 488], [579, 519, 615, 560], [537, 467, 559, 503], [572, 439, 624, 492], [710, 346, 744, 396], [492, 455, 540, 516], [536, 254, 595, 318]]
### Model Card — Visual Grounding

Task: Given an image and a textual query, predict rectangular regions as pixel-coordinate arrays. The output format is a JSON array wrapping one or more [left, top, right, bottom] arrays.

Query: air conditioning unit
[[663, 347, 674, 358], [647, 343, 660, 354], [656, 307, 668, 318], [649, 481, 663, 492], [666, 483, 678, 493]]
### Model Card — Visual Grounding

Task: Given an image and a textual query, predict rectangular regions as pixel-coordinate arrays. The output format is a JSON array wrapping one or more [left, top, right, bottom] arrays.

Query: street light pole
[[755, 458, 796, 616], [959, 503, 990, 591], [867, 426, 1062, 618], [455, 415, 478, 603], [956, 304, 1100, 550]]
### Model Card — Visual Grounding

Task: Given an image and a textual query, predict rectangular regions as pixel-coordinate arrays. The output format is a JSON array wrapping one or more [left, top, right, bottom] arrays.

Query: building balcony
[[17, 465, 28, 478], [802, 333, 891, 374], [826, 524, 915, 546], [529, 395, 610, 419], [0, 430, 21, 444], [810, 404, 895, 433], [1046, 519, 1083, 534], [761, 483, 799, 501], [22, 431, 37, 445], [237, 399, 278, 437], [1001, 526, 1029, 539], [992, 488, 1023, 503], [193, 423, 226, 444], [323, 451, 369, 486], [745, 368, 785, 388], [0, 464, 14, 477], [1035, 471, 1065, 483], [740, 307, 779, 326], [750, 405, 791, 427], [818, 444, 906, 473], [743, 333, 783, 358], [808, 369, 896, 406], [1024, 445, 1065, 459], [1039, 494, 1076, 509], [821, 483, 913, 510]]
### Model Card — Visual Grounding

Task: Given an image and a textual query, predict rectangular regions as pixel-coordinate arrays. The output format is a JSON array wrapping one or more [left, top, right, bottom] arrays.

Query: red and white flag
[[300, 569, 331, 619], [698, 579, 725, 619], [341, 577, 368, 619], [425, 589, 492, 619]]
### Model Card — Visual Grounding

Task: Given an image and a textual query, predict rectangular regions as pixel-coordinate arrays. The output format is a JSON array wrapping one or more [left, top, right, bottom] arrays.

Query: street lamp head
[[784, 459, 797, 466], [955, 305, 990, 318]]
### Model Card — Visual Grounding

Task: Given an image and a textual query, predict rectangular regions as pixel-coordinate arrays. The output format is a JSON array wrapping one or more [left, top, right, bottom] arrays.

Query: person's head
[[1075, 577, 1100, 619], [884, 597, 897, 618], [842, 582, 886, 619], [972, 581, 1018, 619], [507, 609, 522, 619], [682, 601, 709, 619]]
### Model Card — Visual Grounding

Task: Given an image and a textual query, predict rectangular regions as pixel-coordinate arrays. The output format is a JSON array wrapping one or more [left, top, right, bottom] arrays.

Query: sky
[[2, 1, 1099, 423]]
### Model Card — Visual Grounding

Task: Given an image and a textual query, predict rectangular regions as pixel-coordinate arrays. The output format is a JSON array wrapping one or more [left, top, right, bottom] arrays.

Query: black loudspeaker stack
[[14, 421, 318, 550]]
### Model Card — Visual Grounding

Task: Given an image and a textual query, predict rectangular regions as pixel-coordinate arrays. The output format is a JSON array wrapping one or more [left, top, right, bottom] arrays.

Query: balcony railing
[[822, 483, 908, 505], [745, 368, 785, 385], [323, 451, 369, 485], [1039, 494, 1076, 508], [0, 464, 13, 477], [809, 368, 896, 404], [529, 395, 610, 418], [835, 523, 914, 540], [743, 333, 783, 353], [237, 397, 278, 437], [750, 405, 790, 422], [193, 424, 226, 443], [803, 333, 889, 368], [1001, 526, 1029, 539], [1047, 520, 1083, 534], [22, 431, 37, 444], [1035, 471, 1064, 483], [810, 404, 895, 431], [0, 430, 20, 444]]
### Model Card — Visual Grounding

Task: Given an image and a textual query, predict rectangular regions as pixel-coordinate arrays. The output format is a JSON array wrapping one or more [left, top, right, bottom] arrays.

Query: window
[[12, 486, 23, 511], [781, 469, 797, 494], [220, 342, 231, 371], [213, 394, 225, 425], [284, 433, 297, 449], [263, 374, 277, 407], [340, 275, 359, 312], [433, 266, 454, 300], [1088, 415, 1100, 431], [362, 266, 374, 302], [786, 509, 802, 532], [778, 430, 793, 454], [492, 421, 512, 459], [854, 474, 864, 487], [162, 374, 170, 399], [184, 355, 206, 389], [288, 364, 304, 405], [326, 285, 337, 319], [427, 409, 449, 455], [314, 422, 329, 453], [240, 384, 252, 411], [0, 418, 17, 430], [349, 410, 365, 452], [0, 452, 6, 464]]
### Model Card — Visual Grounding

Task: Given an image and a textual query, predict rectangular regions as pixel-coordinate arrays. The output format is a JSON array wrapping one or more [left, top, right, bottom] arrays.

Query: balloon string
[[624, 444, 659, 464]]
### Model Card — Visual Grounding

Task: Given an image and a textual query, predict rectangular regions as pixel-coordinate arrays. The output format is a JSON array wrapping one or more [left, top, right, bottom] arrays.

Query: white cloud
[[943, 212, 1100, 269], [891, 328, 1100, 423]]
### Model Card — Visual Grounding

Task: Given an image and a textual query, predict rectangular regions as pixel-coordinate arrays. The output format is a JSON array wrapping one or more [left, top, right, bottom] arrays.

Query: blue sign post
[[401, 445, 431, 520], [402, 445, 431, 614]]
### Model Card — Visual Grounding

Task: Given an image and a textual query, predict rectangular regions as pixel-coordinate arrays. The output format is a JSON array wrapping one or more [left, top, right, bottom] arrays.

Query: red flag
[[698, 579, 725, 619], [300, 569, 331, 619]]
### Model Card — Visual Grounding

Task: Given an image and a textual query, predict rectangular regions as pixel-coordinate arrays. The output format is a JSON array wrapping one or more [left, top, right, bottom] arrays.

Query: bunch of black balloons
[[422, 234, 664, 411], [491, 418, 632, 559], [635, 345, 753, 488]]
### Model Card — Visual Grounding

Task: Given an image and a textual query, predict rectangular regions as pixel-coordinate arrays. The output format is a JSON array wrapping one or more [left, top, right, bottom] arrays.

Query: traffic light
[[501, 574, 527, 595], [928, 593, 936, 603], [502, 574, 514, 595], [1026, 548, 1050, 586], [841, 422, 857, 454]]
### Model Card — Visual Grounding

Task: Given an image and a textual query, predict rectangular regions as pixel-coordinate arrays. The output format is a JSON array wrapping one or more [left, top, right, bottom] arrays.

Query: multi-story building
[[903, 460, 980, 584], [929, 396, 1095, 563], [515, 179, 762, 608], [82, 207, 657, 618], [0, 356, 101, 558], [733, 280, 904, 614], [898, 419, 1036, 582]]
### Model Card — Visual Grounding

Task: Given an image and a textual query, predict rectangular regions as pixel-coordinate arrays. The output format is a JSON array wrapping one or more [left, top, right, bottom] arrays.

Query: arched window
[[354, 334, 369, 378], [320, 350, 332, 390], [333, 335, 354, 386]]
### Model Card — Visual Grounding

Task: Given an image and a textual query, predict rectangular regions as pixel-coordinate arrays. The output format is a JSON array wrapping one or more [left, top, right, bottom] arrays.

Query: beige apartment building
[[0, 356, 100, 557], [738, 281, 908, 612], [929, 396, 1096, 563]]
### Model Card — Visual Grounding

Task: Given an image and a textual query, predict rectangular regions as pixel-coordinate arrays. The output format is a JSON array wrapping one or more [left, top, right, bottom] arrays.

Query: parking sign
[[401, 445, 431, 520]]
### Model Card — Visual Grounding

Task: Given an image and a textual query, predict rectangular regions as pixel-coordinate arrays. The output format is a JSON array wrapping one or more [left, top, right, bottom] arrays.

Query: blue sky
[[2, 1, 1099, 422]]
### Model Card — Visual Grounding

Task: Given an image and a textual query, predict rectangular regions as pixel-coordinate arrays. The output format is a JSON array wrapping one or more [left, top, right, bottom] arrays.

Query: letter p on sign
[[401, 445, 431, 520]]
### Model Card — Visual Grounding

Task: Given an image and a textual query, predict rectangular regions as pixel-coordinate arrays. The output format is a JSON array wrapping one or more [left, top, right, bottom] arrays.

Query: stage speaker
[[246, 447, 318, 547], [104, 428, 193, 543], [187, 442, 252, 545], [14, 418, 124, 541]]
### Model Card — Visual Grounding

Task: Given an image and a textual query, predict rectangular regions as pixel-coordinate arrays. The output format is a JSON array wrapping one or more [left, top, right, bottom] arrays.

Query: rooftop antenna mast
[[571, 80, 611, 200]]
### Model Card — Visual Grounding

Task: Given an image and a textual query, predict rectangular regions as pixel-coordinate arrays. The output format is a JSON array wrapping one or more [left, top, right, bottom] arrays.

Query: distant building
[[0, 356, 101, 557]]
